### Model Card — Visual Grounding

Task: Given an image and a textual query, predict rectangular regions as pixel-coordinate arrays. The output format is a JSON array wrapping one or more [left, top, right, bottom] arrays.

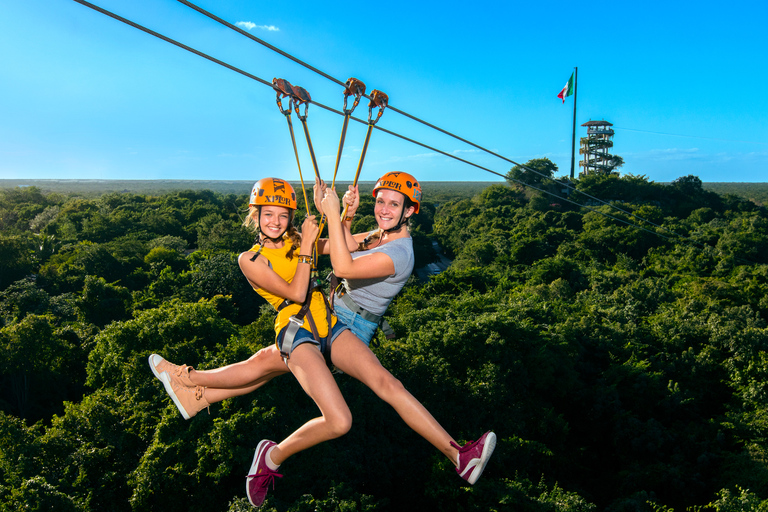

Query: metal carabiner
[[367, 89, 388, 126], [290, 85, 311, 121], [272, 78, 295, 116], [342, 77, 366, 115]]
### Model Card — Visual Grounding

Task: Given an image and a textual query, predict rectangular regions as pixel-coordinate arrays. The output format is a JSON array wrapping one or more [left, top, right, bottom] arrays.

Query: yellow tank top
[[247, 242, 334, 340]]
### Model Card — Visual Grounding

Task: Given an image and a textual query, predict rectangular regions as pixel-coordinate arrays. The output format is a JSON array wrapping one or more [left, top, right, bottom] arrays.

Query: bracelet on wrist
[[344, 215, 354, 222], [297, 254, 313, 265]]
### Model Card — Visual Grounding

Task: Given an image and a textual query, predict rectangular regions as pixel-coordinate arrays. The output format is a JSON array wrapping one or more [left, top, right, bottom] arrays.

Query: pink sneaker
[[452, 431, 497, 485], [246, 440, 283, 507]]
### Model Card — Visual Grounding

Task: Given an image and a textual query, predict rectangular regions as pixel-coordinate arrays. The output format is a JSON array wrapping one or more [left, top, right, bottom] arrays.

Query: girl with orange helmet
[[315, 172, 494, 488], [315, 171, 421, 344], [152, 177, 354, 507]]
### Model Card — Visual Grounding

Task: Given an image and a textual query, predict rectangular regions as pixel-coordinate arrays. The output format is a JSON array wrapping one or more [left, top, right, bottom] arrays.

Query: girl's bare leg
[[329, 331, 459, 464], [188, 345, 289, 391], [268, 343, 352, 465], [203, 375, 283, 404], [151, 346, 289, 407]]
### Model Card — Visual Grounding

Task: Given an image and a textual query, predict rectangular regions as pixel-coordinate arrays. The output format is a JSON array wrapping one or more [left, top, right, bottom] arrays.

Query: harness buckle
[[280, 315, 306, 361]]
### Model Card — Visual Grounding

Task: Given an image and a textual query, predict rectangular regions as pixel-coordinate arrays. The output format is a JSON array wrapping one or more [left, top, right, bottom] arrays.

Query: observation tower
[[579, 120, 616, 176]]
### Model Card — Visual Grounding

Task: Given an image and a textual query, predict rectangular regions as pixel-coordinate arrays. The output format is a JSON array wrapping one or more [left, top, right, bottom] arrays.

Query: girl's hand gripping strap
[[341, 88, 388, 221]]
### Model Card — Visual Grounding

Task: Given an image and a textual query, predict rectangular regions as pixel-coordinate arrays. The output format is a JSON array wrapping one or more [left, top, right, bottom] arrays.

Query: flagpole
[[570, 67, 578, 180]]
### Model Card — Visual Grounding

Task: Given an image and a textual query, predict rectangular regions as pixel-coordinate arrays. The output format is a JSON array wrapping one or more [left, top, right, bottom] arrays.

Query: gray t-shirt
[[340, 236, 414, 317]]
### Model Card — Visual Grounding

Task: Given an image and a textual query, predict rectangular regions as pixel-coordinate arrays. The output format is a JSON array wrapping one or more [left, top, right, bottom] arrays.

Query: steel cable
[[72, 0, 751, 261]]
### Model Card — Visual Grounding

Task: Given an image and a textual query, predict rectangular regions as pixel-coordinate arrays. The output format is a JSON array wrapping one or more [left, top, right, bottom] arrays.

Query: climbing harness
[[271, 79, 333, 363], [327, 272, 396, 342], [271, 78, 395, 352], [278, 275, 334, 366], [340, 89, 388, 221]]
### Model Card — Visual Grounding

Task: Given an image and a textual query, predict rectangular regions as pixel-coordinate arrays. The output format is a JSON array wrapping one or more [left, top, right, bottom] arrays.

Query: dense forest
[[1, 168, 768, 511]]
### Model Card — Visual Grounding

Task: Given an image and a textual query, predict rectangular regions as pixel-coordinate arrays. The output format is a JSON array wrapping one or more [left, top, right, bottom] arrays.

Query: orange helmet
[[372, 172, 422, 213], [249, 178, 297, 210]]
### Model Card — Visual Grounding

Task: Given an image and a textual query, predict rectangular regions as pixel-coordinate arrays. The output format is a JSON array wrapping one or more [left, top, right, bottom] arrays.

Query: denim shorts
[[333, 300, 378, 346], [276, 319, 349, 358]]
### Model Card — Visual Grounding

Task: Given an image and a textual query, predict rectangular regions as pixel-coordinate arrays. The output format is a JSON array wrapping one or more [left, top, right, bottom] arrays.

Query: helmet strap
[[382, 208, 410, 234], [258, 230, 285, 244]]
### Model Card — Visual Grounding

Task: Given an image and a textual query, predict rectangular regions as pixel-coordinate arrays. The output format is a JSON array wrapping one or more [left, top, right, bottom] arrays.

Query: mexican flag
[[557, 72, 574, 103]]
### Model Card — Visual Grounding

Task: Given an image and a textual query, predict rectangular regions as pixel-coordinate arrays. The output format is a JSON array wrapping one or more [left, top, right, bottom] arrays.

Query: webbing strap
[[280, 315, 305, 360], [329, 78, 366, 193], [338, 291, 380, 324], [273, 77, 311, 216], [321, 294, 334, 365], [279, 283, 334, 365], [333, 278, 396, 341], [380, 319, 395, 340], [340, 89, 388, 221], [279, 271, 314, 361]]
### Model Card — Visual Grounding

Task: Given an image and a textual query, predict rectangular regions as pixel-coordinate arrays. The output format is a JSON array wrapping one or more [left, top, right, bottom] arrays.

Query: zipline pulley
[[272, 78, 295, 117], [273, 78, 324, 266], [290, 85, 312, 121], [367, 89, 388, 126], [342, 77, 366, 115]]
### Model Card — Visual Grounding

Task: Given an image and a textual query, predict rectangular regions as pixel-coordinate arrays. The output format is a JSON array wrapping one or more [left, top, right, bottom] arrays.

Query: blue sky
[[1, 0, 766, 185]]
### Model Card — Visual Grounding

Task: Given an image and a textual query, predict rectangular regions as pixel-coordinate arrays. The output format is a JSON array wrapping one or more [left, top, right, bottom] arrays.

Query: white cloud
[[236, 21, 279, 32]]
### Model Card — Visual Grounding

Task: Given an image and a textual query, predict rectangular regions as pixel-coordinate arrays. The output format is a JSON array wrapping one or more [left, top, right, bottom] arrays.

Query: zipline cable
[[177, 0, 346, 87], [72, 0, 272, 88], [75, 0, 688, 245], [173, 0, 707, 246], [71, 0, 737, 259]]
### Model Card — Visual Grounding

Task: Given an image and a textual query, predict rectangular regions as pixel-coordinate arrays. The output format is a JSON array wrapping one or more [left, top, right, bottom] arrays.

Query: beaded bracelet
[[297, 254, 313, 264]]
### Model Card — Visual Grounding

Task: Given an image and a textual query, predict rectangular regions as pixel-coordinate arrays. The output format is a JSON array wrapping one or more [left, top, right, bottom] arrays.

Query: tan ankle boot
[[149, 354, 195, 387], [161, 373, 210, 420]]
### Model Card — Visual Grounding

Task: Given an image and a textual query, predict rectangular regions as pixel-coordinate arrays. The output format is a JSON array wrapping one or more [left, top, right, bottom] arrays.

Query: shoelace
[[193, 386, 211, 415], [172, 364, 190, 378], [451, 439, 476, 453], [247, 469, 283, 492]]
